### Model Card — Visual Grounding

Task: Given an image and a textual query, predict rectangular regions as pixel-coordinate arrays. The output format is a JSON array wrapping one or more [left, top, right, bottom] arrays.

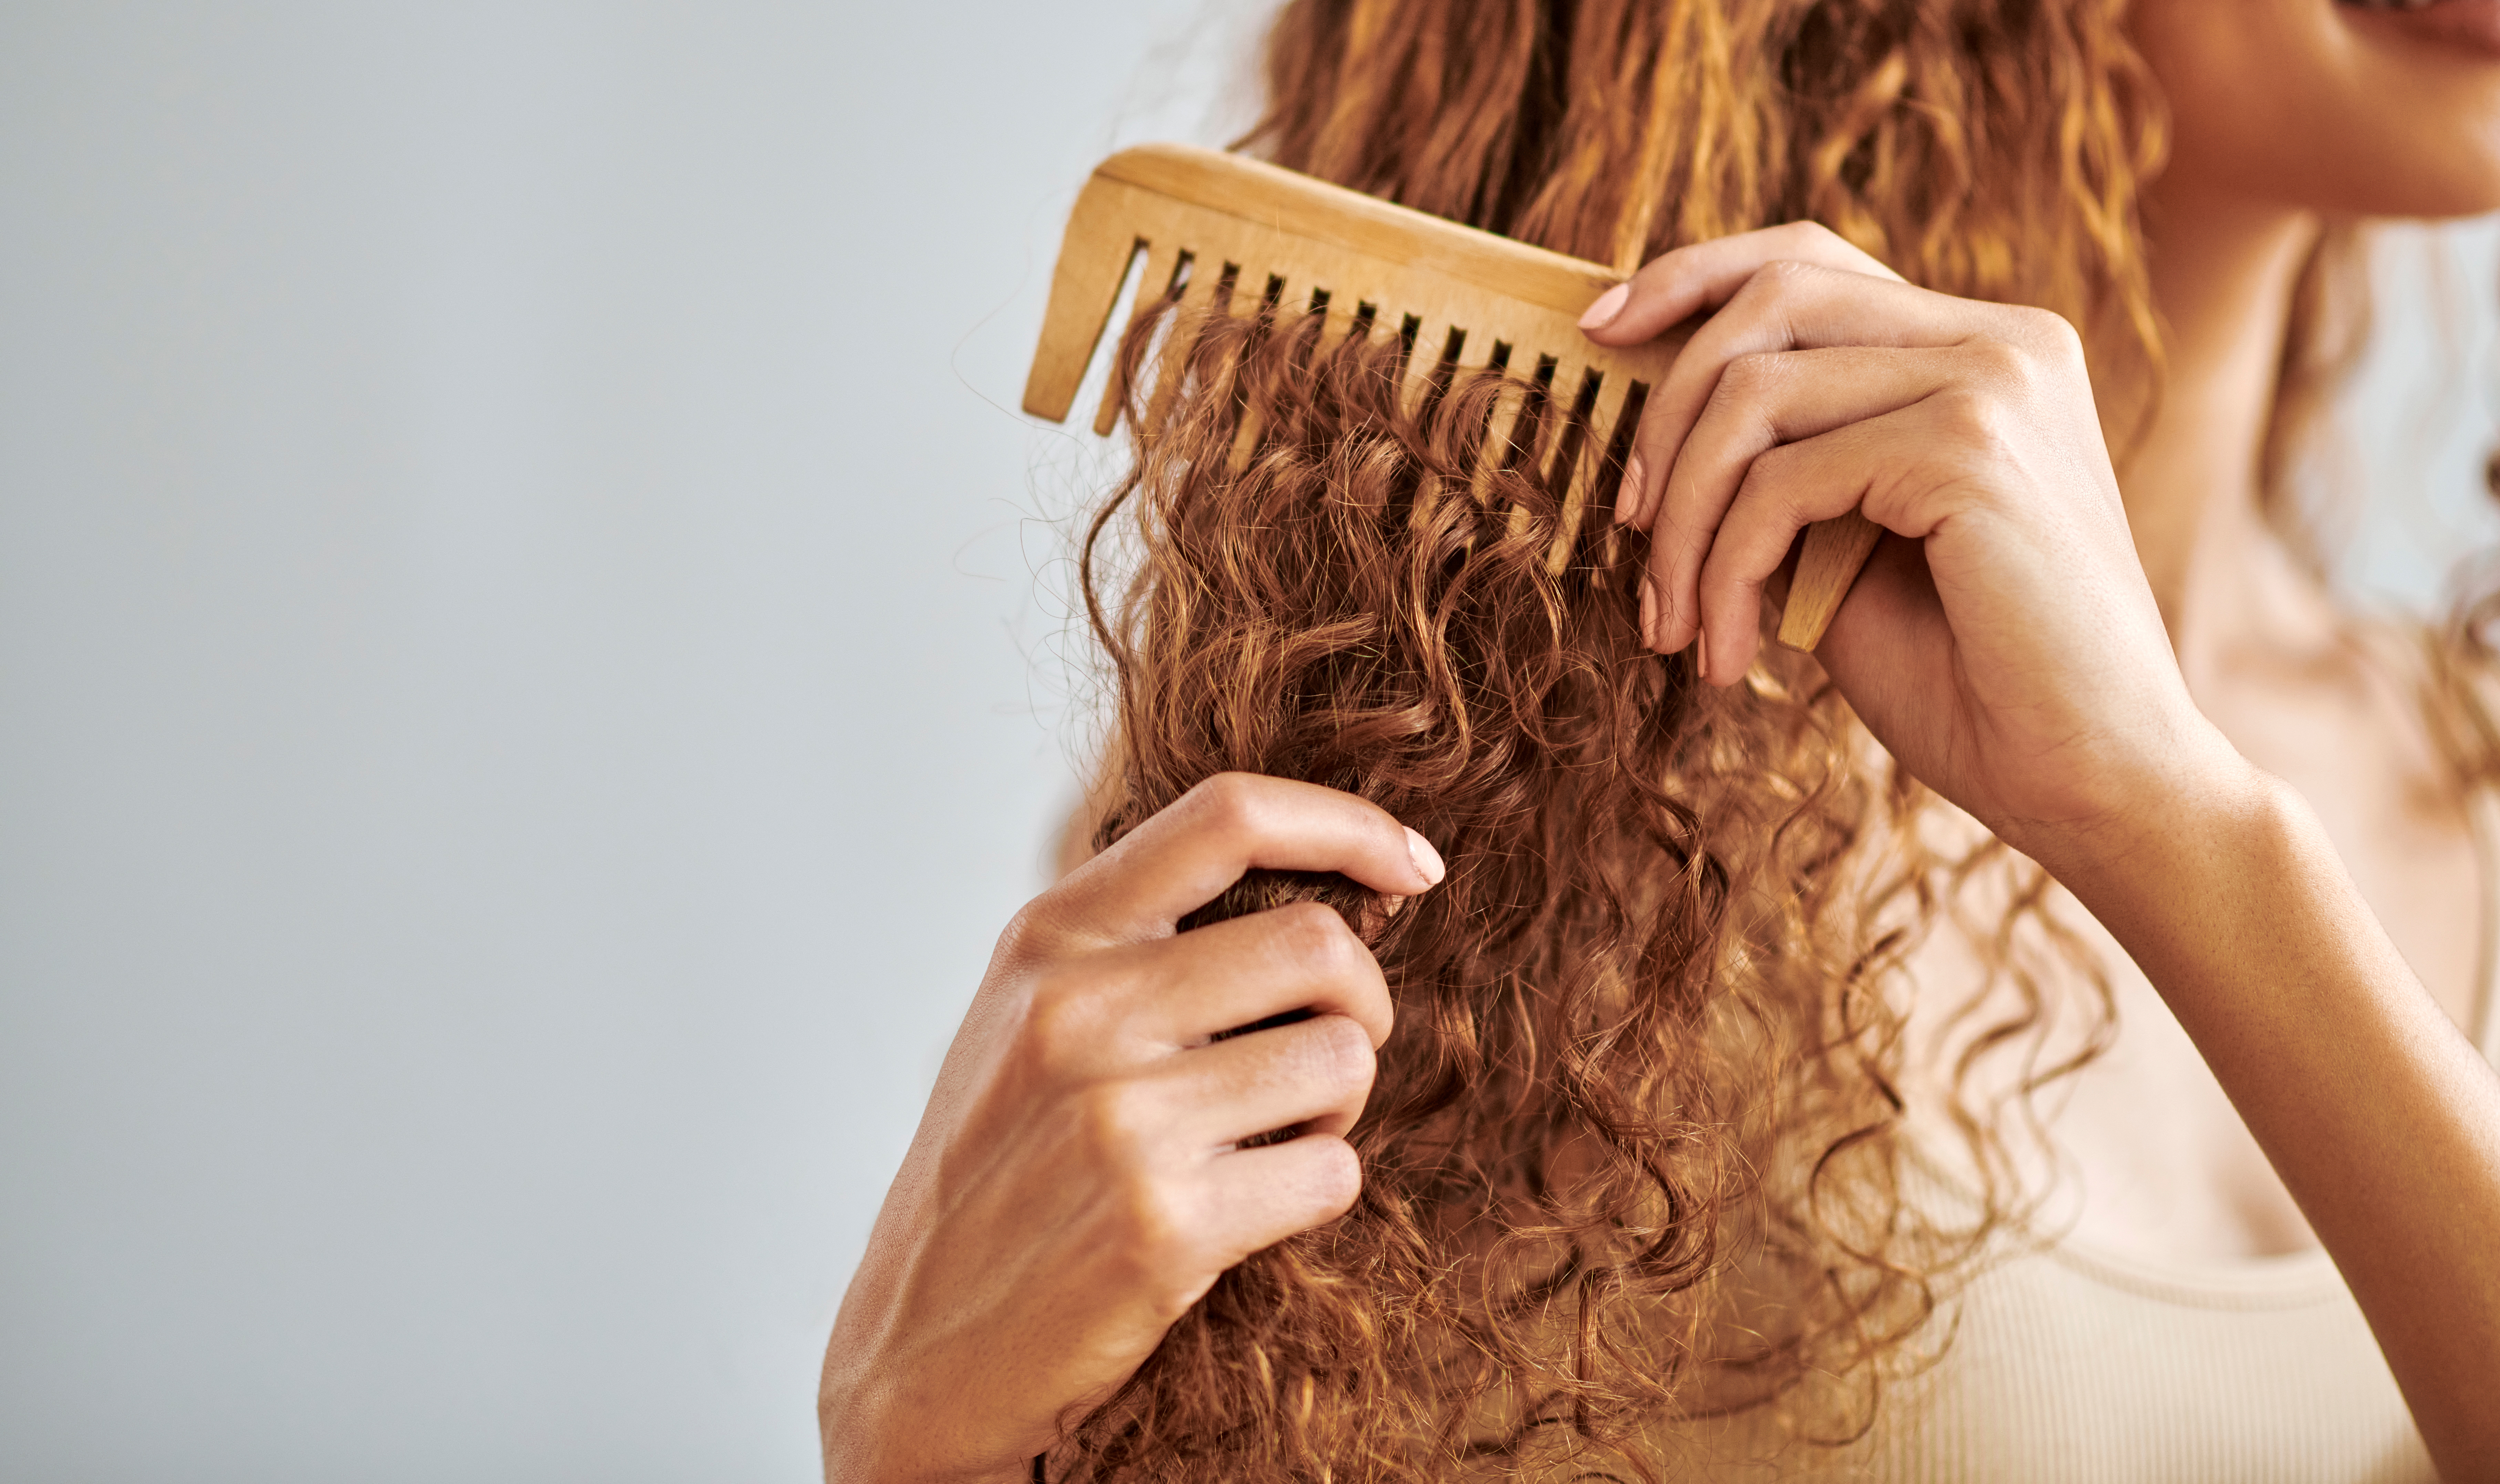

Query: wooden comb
[[1019, 143, 1881, 651]]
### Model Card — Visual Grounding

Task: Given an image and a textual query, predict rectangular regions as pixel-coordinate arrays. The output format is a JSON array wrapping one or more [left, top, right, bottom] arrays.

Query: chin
[[2138, 0, 2500, 219]]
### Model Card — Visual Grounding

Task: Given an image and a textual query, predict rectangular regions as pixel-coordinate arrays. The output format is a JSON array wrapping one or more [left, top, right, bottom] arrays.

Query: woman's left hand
[[1579, 222, 2245, 870]]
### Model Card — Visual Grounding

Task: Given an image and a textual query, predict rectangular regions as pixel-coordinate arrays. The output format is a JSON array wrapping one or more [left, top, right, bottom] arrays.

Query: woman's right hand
[[818, 773, 1446, 1482], [1579, 222, 2238, 875]]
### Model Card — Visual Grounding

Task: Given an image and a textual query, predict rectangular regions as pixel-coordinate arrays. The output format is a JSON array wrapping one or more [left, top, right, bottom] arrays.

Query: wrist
[[2002, 717, 2267, 886], [822, 1368, 1033, 1484], [2027, 742, 2304, 942]]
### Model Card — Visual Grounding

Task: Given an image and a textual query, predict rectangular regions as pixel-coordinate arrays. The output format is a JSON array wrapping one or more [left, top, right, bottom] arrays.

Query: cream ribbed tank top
[[1725, 789, 2500, 1483]]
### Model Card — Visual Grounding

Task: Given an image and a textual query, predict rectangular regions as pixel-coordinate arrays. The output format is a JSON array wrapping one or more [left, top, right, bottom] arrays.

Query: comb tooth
[[1091, 239, 1186, 436], [1458, 327, 1515, 504], [1472, 366, 1527, 506], [1231, 268, 1285, 324], [1304, 283, 1353, 352], [1577, 362, 1636, 473], [1399, 320, 1469, 531], [1298, 290, 1337, 364], [1292, 279, 1367, 374], [1226, 272, 1302, 474], [1449, 324, 1500, 376], [1399, 319, 1456, 419], [1341, 301, 1385, 366], [1535, 354, 1590, 478], [1507, 355, 1581, 552], [1251, 239, 1343, 337], [1332, 295, 1375, 351], [1228, 405, 1265, 474], [1228, 342, 1266, 475], [1547, 365, 1624, 575], [1577, 370, 1634, 499], [1143, 253, 1234, 437], [1022, 178, 1152, 424]]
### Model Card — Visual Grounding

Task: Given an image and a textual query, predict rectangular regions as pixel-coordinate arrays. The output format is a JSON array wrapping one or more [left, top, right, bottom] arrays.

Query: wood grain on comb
[[1020, 143, 1880, 652]]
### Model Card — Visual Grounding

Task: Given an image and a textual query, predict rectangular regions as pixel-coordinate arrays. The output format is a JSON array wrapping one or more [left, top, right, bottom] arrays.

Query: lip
[[2338, 0, 2500, 62]]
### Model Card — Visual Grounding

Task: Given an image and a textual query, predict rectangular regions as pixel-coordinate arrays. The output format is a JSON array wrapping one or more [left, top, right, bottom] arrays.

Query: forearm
[[2051, 766, 2500, 1480]]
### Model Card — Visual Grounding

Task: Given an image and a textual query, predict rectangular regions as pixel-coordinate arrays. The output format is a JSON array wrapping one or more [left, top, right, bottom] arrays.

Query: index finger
[[1058, 773, 1445, 942], [1576, 220, 1906, 347]]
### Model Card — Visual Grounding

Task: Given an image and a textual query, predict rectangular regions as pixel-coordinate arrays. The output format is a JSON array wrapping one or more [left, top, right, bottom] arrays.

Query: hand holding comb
[[1019, 143, 1882, 652]]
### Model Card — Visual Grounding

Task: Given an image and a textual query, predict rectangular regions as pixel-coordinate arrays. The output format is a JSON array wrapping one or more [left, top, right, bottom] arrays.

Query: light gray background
[[1, 6, 2493, 1482]]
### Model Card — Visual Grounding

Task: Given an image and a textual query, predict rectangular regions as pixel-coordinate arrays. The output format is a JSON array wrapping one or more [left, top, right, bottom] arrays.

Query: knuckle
[[1108, 1175, 1200, 1299], [1703, 552, 1767, 601], [1018, 969, 1097, 1073], [994, 896, 1054, 963], [1184, 771, 1268, 838], [1742, 438, 1803, 494], [1780, 221, 1852, 263], [1719, 269, 1782, 320], [1939, 385, 2001, 438], [1307, 1014, 1377, 1091], [1718, 350, 1782, 400], [1075, 1081, 1157, 1167], [2019, 304, 2085, 358], [1303, 1137, 1364, 1217], [1757, 257, 1820, 292], [1272, 898, 1361, 971], [1935, 388, 2021, 473], [1988, 307, 2083, 379], [1964, 333, 2030, 386]]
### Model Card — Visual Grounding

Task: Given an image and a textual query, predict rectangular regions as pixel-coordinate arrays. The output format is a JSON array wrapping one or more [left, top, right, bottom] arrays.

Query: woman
[[823, 0, 2500, 1477]]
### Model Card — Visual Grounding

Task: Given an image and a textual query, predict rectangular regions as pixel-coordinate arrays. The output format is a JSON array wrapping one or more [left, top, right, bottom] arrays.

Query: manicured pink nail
[[1615, 453, 1646, 527], [1403, 827, 1446, 886], [1638, 579, 1658, 649], [1578, 283, 1629, 330]]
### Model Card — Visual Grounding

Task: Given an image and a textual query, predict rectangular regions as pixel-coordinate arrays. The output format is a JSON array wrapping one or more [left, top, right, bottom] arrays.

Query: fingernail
[[1614, 453, 1645, 527], [1638, 579, 1658, 650], [1694, 627, 1710, 684], [1578, 283, 1629, 330], [1403, 827, 1446, 887]]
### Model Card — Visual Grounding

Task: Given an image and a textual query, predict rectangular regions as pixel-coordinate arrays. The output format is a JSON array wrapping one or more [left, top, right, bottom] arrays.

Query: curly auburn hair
[[1034, 0, 2430, 1477]]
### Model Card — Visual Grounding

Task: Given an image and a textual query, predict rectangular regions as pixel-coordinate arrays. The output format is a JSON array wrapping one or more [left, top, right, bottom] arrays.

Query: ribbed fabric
[[1671, 1209, 2432, 1483], [1680, 791, 2500, 1482], [1815, 1243, 2435, 1482]]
